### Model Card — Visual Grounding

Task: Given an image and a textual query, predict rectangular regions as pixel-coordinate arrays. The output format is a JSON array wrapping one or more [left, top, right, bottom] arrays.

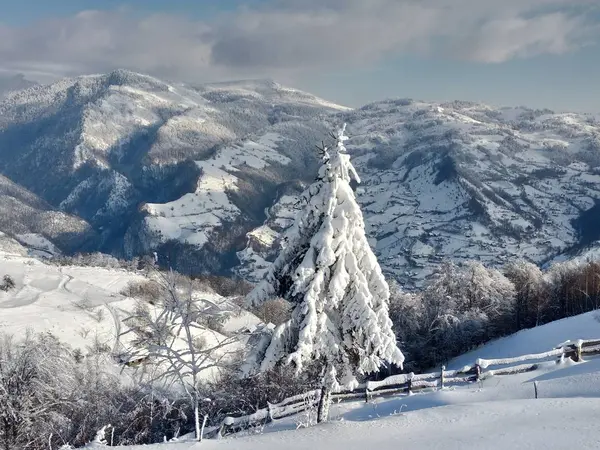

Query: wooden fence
[[205, 338, 600, 438]]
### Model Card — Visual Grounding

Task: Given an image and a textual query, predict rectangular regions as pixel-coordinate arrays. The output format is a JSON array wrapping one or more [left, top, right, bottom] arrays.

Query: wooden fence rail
[[206, 338, 598, 439]]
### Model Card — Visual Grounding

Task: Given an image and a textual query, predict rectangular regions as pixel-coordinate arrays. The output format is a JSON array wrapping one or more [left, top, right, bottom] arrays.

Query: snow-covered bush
[[545, 259, 600, 321], [193, 274, 254, 298], [389, 261, 516, 372], [391, 257, 600, 373], [120, 280, 163, 304], [505, 260, 549, 328], [0, 274, 15, 291], [51, 252, 142, 271]]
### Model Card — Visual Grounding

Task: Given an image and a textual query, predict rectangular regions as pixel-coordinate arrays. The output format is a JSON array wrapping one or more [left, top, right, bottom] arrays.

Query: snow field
[[89, 305, 600, 449], [0, 249, 261, 381]]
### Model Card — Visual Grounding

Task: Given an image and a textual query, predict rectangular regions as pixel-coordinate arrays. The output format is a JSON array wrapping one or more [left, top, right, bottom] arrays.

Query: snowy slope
[[91, 361, 600, 449], [0, 252, 141, 350], [107, 398, 600, 450], [0, 174, 96, 254], [0, 249, 261, 378], [241, 100, 600, 286], [449, 310, 600, 369], [91, 310, 600, 449], [0, 70, 343, 267]]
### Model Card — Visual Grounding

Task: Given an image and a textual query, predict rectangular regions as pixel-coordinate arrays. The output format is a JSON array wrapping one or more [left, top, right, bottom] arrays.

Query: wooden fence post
[[200, 338, 599, 437], [217, 422, 226, 439], [557, 348, 565, 364], [475, 364, 481, 382]]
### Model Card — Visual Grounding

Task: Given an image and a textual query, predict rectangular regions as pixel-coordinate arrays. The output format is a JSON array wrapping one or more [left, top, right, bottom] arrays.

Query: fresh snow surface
[[0, 251, 145, 349], [84, 308, 600, 449], [95, 362, 600, 449], [0, 249, 261, 379], [450, 310, 600, 370], [144, 133, 290, 248]]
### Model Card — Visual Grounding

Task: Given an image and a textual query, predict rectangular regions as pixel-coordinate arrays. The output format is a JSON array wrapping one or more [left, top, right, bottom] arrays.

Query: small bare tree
[[119, 271, 241, 441]]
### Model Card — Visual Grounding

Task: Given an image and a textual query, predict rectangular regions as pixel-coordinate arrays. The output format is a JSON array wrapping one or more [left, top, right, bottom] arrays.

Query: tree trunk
[[200, 414, 208, 443], [194, 401, 201, 441], [317, 386, 331, 423]]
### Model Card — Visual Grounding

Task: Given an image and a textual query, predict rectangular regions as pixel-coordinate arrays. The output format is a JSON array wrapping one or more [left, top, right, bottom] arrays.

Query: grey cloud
[[453, 13, 589, 63], [0, 72, 37, 97], [0, 10, 218, 81], [0, 0, 598, 83], [209, 0, 599, 68]]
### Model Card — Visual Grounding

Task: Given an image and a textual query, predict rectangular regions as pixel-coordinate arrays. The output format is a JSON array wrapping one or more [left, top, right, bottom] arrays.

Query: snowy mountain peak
[[0, 73, 37, 98], [238, 97, 600, 286], [196, 78, 351, 112], [0, 71, 600, 283], [0, 71, 343, 260], [103, 69, 173, 90]]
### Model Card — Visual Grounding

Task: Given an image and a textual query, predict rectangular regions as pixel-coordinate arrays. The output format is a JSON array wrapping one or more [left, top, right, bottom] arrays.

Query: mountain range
[[0, 70, 599, 286]]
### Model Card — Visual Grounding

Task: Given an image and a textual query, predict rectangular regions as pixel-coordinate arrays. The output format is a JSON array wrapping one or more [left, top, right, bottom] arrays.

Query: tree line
[[390, 257, 600, 373]]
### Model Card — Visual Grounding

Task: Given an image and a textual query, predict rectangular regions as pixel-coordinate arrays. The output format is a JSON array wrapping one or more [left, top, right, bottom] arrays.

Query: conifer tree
[[247, 125, 404, 391]]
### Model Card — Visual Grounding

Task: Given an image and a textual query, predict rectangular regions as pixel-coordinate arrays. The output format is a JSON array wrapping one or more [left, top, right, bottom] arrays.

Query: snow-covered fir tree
[[247, 124, 404, 390]]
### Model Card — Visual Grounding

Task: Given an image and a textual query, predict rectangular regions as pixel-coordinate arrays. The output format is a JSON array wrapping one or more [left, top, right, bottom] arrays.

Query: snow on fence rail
[[206, 339, 595, 439]]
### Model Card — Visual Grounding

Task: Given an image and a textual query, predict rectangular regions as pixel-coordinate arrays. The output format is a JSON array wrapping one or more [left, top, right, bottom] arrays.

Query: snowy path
[[57, 270, 74, 294]]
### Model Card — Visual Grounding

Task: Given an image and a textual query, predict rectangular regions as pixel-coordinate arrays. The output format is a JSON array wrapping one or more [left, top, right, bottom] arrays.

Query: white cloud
[[0, 0, 598, 83], [451, 13, 589, 63]]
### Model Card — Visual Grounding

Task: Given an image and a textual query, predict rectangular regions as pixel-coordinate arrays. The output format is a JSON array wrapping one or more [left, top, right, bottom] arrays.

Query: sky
[[0, 0, 599, 112]]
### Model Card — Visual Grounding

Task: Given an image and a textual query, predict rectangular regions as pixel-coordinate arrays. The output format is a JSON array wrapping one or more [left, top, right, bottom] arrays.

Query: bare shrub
[[254, 298, 292, 326], [193, 274, 254, 297], [86, 334, 112, 355], [198, 364, 321, 427], [0, 274, 15, 292], [121, 280, 163, 304], [72, 295, 94, 312], [92, 308, 105, 323], [119, 272, 242, 441], [51, 252, 141, 271]]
